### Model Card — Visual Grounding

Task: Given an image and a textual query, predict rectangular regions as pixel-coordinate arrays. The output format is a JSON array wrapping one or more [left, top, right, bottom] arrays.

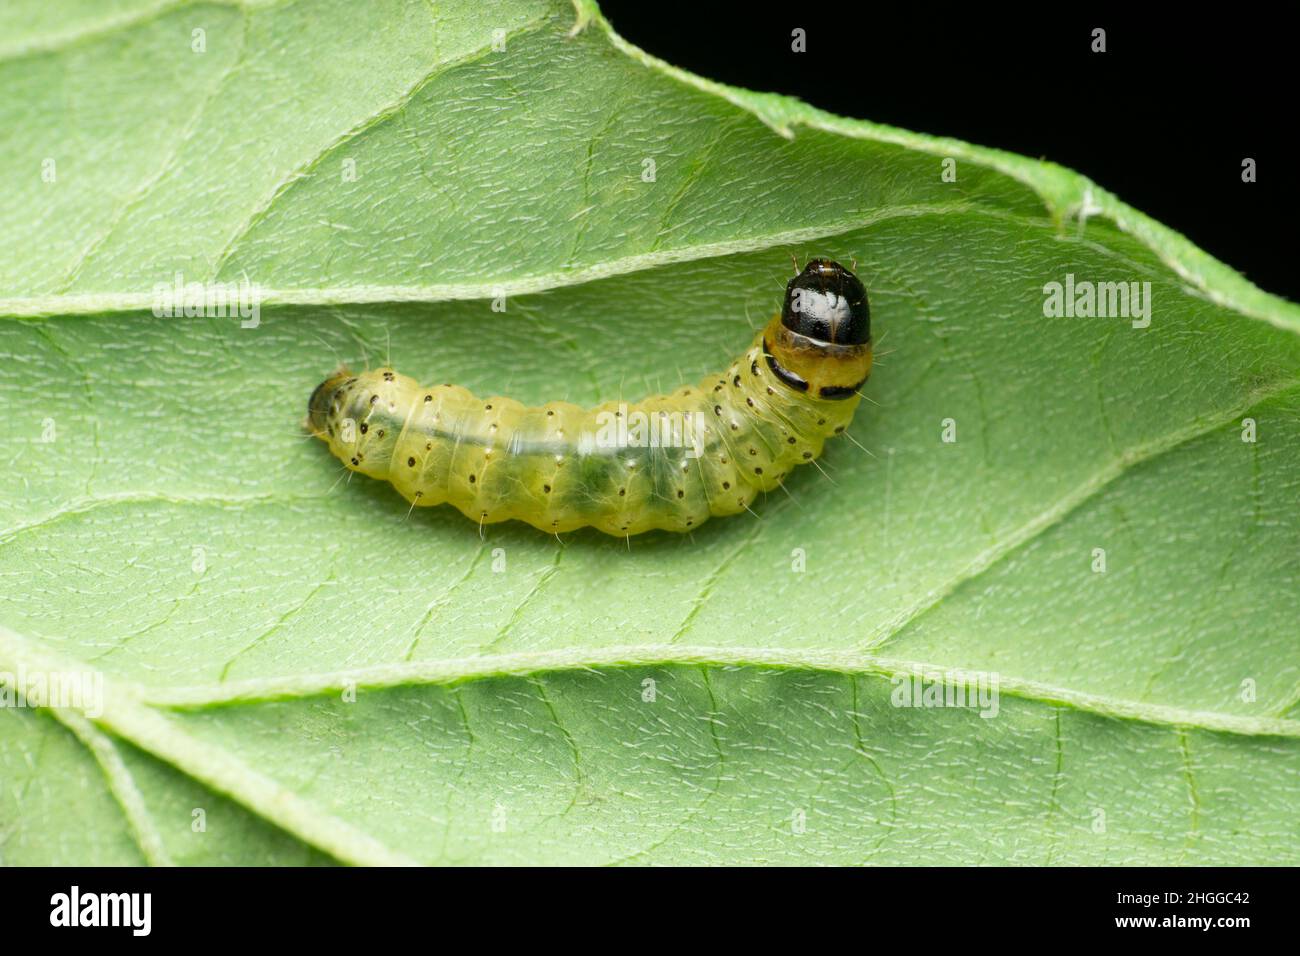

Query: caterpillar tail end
[[305, 365, 352, 437]]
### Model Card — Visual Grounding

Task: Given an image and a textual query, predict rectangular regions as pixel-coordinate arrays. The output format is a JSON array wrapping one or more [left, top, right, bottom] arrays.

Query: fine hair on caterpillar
[[306, 258, 873, 536]]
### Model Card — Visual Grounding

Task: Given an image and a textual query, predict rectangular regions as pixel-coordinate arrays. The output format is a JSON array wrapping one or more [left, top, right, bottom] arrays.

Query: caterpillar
[[306, 259, 873, 536]]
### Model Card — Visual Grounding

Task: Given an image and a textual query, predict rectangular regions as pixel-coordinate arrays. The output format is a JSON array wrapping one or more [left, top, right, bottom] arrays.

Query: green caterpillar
[[307, 259, 873, 536]]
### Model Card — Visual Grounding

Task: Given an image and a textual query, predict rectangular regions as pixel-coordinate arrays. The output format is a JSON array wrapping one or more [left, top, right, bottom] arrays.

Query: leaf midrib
[[2, 624, 1296, 737], [5, 0, 1296, 334], [3, 618, 1295, 868], [0, 203, 976, 318]]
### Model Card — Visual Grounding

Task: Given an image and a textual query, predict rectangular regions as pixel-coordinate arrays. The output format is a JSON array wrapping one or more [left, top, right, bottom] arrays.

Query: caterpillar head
[[765, 259, 872, 400]]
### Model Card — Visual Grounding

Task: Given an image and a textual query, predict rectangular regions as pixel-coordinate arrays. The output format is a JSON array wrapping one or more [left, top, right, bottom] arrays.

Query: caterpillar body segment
[[307, 259, 873, 536]]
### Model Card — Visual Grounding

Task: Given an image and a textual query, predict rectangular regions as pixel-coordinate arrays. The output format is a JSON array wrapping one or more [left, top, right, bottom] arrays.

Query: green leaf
[[1, 0, 1297, 865]]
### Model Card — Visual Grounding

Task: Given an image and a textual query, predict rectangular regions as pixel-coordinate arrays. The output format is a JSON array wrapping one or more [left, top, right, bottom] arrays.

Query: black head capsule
[[781, 259, 870, 346], [765, 259, 873, 400]]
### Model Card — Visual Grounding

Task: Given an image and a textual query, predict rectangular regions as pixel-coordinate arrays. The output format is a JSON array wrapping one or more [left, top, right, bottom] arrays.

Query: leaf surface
[[1, 0, 1297, 865]]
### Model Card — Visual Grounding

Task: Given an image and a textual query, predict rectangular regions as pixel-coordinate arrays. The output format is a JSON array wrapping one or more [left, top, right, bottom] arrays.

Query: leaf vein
[[860, 375, 1300, 651]]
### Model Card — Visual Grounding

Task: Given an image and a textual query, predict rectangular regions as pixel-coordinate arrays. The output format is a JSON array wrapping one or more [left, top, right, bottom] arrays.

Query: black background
[[4, 866, 1281, 940], [601, 5, 1295, 301]]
